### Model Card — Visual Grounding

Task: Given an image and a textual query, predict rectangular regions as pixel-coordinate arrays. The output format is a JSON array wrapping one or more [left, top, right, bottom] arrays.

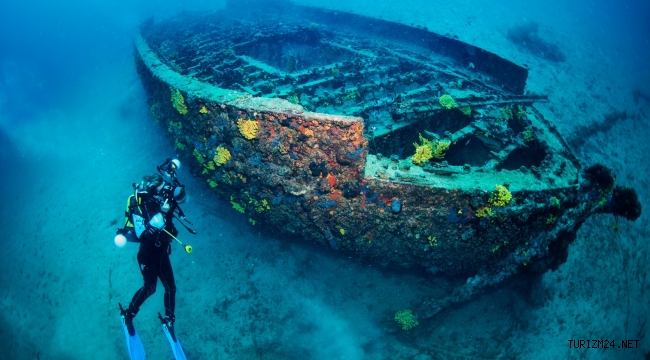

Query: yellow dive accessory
[[163, 229, 193, 254]]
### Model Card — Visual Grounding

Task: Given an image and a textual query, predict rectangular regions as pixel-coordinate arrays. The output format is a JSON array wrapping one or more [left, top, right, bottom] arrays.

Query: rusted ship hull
[[134, 1, 640, 316]]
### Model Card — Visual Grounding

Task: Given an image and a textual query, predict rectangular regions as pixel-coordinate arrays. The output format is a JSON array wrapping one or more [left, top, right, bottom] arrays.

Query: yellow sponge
[[439, 94, 457, 110], [214, 146, 231, 166], [170, 88, 188, 115], [237, 119, 258, 140], [490, 185, 513, 207]]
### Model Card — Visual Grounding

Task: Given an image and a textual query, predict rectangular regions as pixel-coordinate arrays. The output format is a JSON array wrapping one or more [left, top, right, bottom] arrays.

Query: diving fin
[[119, 303, 146, 360], [158, 312, 186, 360]]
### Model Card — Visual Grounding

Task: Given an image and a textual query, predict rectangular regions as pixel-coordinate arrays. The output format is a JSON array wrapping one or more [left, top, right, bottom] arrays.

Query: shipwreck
[[134, 0, 641, 317]]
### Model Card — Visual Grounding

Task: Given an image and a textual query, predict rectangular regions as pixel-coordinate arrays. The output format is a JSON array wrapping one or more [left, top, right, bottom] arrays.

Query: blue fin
[[159, 313, 186, 360], [119, 303, 146, 360], [123, 327, 146, 360], [169, 336, 187, 360]]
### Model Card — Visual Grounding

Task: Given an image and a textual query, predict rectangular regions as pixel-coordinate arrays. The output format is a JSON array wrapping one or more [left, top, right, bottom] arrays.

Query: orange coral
[[329, 192, 342, 201], [326, 174, 336, 187], [298, 126, 314, 137]]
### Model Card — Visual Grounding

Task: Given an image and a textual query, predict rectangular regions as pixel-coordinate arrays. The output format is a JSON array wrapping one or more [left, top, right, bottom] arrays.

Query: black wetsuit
[[126, 190, 178, 321]]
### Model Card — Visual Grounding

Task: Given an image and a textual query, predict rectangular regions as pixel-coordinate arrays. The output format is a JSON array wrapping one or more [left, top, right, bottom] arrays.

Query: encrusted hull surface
[[135, 0, 640, 316]]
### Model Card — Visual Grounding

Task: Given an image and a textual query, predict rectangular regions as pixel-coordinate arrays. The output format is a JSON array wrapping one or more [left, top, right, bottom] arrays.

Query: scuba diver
[[115, 159, 194, 360]]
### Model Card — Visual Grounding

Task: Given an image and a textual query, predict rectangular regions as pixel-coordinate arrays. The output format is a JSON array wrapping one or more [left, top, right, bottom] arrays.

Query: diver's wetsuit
[[126, 190, 178, 321]]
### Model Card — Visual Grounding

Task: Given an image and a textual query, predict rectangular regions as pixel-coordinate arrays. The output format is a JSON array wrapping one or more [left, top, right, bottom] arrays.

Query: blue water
[[1, 0, 649, 359]]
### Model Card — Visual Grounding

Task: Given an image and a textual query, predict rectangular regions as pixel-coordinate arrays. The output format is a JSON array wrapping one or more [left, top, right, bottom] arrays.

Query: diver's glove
[[142, 225, 162, 237], [161, 199, 170, 213], [143, 213, 166, 237]]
